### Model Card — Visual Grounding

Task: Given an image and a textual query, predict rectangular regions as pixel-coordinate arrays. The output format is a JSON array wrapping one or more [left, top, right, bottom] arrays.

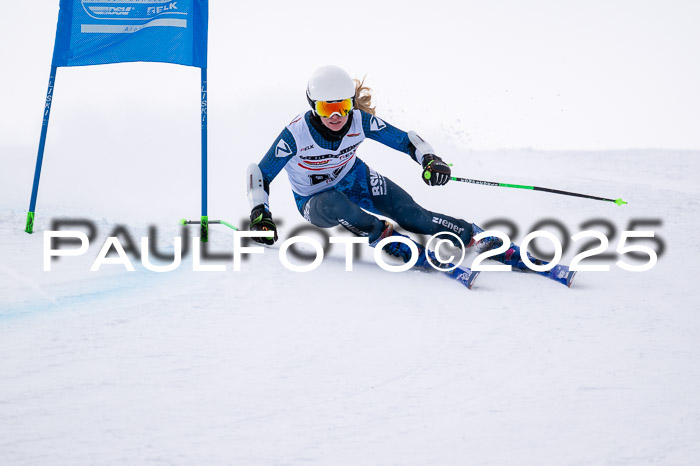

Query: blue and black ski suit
[[256, 109, 474, 245]]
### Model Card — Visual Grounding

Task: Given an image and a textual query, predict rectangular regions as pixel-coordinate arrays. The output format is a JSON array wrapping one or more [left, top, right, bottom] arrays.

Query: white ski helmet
[[306, 65, 355, 111]]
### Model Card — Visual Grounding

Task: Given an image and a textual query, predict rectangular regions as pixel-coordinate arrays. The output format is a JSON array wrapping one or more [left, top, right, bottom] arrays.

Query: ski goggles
[[313, 98, 353, 118]]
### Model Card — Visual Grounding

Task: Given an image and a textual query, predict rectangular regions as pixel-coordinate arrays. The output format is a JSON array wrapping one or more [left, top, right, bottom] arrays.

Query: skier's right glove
[[249, 204, 278, 245]]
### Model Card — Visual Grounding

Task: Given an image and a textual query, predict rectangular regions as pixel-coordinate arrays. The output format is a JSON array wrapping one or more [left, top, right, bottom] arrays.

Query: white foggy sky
[[1, 0, 699, 151]]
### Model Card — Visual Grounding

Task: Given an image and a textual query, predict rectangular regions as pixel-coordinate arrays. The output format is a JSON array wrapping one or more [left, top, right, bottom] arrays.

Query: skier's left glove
[[249, 204, 278, 245], [421, 154, 451, 186]]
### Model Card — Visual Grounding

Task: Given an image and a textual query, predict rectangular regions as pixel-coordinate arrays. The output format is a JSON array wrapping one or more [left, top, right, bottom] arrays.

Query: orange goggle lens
[[314, 98, 353, 118]]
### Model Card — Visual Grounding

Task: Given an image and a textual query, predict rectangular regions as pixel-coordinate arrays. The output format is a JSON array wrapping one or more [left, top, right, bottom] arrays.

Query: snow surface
[[2, 145, 699, 465], [2, 1, 700, 463]]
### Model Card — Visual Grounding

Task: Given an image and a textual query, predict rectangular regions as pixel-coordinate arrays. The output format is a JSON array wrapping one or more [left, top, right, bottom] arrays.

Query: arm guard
[[246, 163, 269, 210], [408, 131, 436, 165]]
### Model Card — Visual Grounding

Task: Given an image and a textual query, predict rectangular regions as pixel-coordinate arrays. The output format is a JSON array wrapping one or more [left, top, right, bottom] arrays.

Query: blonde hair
[[354, 77, 376, 115]]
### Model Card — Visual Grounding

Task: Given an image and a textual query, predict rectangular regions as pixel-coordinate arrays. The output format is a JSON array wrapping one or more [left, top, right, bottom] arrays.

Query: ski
[[510, 261, 577, 287], [423, 249, 480, 290], [440, 262, 481, 289], [539, 264, 577, 288]]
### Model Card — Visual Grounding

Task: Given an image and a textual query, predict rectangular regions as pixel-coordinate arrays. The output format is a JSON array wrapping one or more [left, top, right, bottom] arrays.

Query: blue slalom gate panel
[[51, 0, 208, 68]]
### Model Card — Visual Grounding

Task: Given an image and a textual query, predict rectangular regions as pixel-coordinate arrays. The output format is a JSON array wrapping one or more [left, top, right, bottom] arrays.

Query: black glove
[[249, 204, 278, 245], [421, 154, 451, 186]]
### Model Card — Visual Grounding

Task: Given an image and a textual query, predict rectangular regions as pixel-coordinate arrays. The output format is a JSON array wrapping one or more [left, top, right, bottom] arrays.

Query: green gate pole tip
[[179, 218, 187, 225], [614, 198, 628, 206], [200, 215, 208, 243], [25, 212, 35, 234]]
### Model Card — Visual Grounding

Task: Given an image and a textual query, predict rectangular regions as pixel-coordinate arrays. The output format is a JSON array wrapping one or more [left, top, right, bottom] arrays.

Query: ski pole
[[180, 218, 239, 231], [450, 176, 627, 205]]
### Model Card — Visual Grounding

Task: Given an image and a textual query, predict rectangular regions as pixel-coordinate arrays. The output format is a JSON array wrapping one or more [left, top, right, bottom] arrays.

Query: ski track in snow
[[1, 150, 700, 465]]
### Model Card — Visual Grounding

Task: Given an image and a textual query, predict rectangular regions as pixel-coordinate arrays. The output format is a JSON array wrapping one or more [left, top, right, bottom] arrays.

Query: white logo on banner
[[148, 2, 179, 15], [82, 1, 187, 21], [88, 6, 134, 16]]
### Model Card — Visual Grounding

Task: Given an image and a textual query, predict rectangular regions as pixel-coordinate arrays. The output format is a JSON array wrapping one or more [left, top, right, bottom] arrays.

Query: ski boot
[[470, 224, 544, 268], [370, 222, 430, 268], [369, 222, 480, 288], [470, 224, 575, 286]]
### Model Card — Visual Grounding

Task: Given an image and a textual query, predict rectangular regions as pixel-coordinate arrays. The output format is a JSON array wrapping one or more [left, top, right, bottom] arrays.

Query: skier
[[245, 65, 555, 277]]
